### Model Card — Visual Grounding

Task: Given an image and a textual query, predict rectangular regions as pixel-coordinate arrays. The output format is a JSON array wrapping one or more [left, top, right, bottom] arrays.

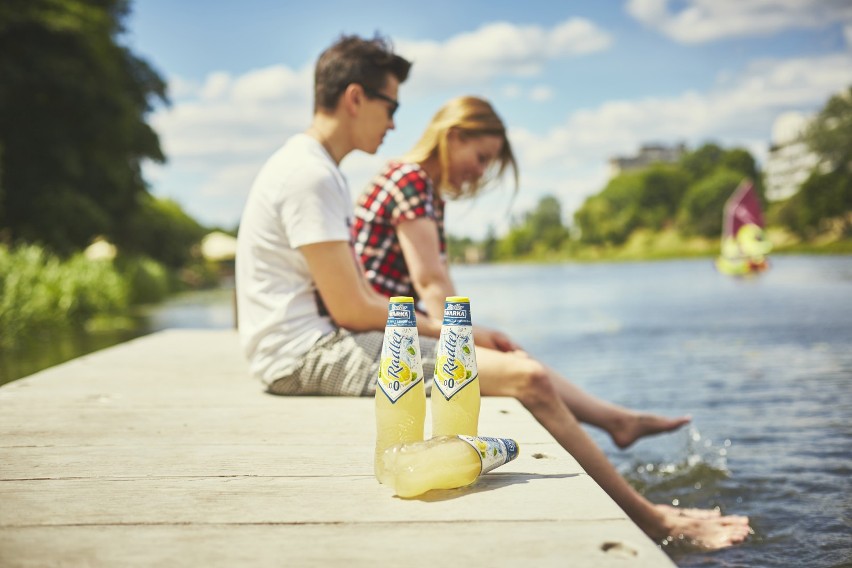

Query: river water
[[454, 255, 852, 568], [2, 255, 850, 566]]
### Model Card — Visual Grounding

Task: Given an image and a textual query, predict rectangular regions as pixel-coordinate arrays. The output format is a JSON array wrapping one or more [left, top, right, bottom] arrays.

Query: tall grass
[[0, 244, 171, 347]]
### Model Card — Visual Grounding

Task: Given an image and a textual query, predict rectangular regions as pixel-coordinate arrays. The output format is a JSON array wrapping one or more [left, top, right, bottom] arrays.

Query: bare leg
[[541, 361, 690, 448], [477, 348, 751, 549]]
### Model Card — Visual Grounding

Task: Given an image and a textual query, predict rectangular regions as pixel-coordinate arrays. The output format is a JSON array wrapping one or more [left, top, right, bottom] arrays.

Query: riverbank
[[0, 286, 235, 388], [467, 227, 852, 264], [0, 244, 222, 350]]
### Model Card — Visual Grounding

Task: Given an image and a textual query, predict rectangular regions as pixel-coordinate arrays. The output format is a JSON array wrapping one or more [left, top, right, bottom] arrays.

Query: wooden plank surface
[[0, 329, 675, 567]]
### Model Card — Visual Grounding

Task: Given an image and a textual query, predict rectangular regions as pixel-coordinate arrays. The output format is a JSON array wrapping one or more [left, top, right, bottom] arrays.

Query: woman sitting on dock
[[352, 95, 752, 547]]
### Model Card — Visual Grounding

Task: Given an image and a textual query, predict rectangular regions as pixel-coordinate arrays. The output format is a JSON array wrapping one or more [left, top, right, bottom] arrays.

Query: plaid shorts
[[268, 328, 438, 397]]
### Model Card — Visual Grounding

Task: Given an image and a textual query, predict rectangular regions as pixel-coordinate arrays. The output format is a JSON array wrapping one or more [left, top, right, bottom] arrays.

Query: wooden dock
[[0, 329, 675, 567]]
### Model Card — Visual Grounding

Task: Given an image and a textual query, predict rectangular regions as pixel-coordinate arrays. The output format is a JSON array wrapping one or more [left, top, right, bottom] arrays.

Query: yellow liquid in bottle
[[431, 376, 480, 437], [384, 436, 480, 498], [374, 379, 426, 484]]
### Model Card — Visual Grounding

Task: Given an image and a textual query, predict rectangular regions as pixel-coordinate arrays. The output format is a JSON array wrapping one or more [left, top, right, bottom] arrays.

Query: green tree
[[677, 168, 743, 237], [805, 86, 852, 173], [680, 143, 725, 181], [774, 87, 852, 238], [525, 195, 569, 250], [776, 170, 852, 238], [574, 173, 642, 245], [481, 225, 498, 262], [116, 194, 207, 269], [498, 195, 570, 256], [0, 0, 168, 254], [635, 164, 691, 229]]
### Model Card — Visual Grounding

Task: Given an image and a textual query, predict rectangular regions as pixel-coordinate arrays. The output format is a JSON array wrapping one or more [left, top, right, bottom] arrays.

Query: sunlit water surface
[[454, 256, 852, 568]]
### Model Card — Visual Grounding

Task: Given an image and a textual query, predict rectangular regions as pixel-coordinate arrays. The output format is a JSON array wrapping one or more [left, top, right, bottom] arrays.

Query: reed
[[0, 245, 171, 346]]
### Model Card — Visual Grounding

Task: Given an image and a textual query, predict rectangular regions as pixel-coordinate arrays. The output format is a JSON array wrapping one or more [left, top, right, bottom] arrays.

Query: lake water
[[454, 255, 852, 568], [2, 255, 850, 566]]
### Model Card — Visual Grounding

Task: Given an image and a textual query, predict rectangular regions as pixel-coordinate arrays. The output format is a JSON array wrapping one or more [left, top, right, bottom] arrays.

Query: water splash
[[624, 425, 733, 496]]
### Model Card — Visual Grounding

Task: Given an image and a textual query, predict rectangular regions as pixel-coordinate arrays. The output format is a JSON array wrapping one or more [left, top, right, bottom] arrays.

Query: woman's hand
[[473, 325, 523, 353]]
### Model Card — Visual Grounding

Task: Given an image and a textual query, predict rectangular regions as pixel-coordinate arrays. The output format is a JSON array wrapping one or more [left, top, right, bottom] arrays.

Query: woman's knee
[[512, 360, 557, 408]]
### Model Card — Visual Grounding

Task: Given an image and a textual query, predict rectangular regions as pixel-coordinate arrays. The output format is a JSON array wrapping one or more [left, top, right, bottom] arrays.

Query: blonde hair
[[402, 96, 518, 199]]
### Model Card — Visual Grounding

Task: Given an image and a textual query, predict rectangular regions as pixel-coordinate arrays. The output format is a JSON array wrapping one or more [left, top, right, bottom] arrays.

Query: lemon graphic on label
[[380, 357, 412, 389], [475, 438, 488, 458], [437, 355, 467, 387]]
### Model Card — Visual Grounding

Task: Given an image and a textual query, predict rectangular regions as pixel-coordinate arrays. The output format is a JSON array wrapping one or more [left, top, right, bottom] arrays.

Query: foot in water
[[653, 504, 751, 550], [656, 503, 721, 519], [611, 413, 692, 449]]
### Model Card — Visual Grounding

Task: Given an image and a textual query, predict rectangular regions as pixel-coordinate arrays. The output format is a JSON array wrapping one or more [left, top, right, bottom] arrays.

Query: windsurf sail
[[715, 178, 772, 276]]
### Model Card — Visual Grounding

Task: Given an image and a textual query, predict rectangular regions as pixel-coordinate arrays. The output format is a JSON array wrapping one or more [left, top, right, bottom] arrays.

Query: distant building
[[609, 142, 687, 177], [763, 112, 821, 202]]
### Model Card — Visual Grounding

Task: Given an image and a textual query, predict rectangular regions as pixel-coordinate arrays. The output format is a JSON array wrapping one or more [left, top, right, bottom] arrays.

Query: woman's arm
[[396, 219, 520, 351], [396, 218, 455, 319]]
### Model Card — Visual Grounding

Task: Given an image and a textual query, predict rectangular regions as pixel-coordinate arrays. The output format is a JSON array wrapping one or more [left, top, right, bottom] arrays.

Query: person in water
[[353, 95, 751, 548]]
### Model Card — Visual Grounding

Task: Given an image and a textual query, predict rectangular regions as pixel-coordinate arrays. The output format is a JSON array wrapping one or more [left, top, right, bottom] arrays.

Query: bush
[[116, 255, 172, 305], [0, 244, 130, 346]]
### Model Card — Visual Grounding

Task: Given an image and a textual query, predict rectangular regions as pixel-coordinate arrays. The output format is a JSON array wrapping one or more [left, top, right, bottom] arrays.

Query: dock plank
[[0, 329, 675, 567]]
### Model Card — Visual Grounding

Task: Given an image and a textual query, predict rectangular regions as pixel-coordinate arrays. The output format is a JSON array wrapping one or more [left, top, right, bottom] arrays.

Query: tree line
[[0, 0, 210, 270], [450, 86, 852, 262]]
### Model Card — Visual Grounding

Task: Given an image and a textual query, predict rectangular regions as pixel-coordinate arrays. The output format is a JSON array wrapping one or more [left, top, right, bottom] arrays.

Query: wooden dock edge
[[0, 329, 675, 567]]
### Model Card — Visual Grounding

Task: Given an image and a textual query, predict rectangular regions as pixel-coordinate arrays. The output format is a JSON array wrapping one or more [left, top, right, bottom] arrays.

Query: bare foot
[[655, 503, 721, 520], [611, 413, 691, 449], [657, 508, 751, 550]]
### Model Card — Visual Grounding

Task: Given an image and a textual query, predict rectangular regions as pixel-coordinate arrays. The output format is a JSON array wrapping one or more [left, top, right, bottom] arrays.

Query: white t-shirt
[[236, 134, 351, 384]]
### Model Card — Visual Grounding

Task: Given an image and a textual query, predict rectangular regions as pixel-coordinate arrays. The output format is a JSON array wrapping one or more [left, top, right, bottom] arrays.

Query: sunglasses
[[362, 86, 399, 119]]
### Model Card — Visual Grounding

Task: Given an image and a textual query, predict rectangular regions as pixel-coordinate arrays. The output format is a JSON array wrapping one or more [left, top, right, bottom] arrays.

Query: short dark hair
[[314, 33, 411, 112]]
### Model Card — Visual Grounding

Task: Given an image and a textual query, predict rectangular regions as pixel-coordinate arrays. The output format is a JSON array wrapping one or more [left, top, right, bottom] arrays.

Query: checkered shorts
[[268, 328, 438, 396]]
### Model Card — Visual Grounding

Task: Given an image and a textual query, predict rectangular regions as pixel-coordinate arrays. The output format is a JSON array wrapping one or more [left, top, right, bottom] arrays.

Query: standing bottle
[[380, 435, 519, 498], [431, 296, 480, 437], [375, 296, 426, 484]]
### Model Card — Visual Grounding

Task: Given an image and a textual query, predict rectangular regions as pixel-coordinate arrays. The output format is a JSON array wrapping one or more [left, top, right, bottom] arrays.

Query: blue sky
[[126, 0, 852, 238]]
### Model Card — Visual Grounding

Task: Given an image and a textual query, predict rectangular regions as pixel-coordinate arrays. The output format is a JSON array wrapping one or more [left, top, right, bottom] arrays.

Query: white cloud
[[502, 84, 524, 99], [397, 18, 612, 91], [529, 85, 555, 102], [627, 0, 852, 43], [144, 16, 852, 237]]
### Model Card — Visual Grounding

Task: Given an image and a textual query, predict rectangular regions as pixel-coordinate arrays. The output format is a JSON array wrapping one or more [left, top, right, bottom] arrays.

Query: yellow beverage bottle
[[431, 296, 480, 437], [381, 435, 519, 498], [375, 296, 426, 484]]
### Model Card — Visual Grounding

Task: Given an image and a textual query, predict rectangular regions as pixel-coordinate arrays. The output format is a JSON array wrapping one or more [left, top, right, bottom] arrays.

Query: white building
[[608, 142, 687, 177], [763, 112, 821, 202]]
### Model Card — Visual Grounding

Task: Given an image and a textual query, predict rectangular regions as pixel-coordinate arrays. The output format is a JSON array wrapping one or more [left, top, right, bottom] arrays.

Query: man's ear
[[341, 83, 363, 117]]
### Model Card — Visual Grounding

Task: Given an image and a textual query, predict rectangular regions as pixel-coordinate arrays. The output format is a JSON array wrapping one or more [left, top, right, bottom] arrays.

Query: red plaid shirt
[[353, 162, 445, 302]]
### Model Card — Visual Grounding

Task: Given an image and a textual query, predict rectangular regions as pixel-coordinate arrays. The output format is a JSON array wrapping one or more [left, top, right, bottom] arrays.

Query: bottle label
[[458, 435, 519, 475], [386, 298, 416, 328], [434, 300, 478, 401], [378, 299, 424, 403]]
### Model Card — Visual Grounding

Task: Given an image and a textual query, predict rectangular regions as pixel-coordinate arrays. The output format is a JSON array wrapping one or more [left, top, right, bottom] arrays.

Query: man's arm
[[301, 240, 441, 337]]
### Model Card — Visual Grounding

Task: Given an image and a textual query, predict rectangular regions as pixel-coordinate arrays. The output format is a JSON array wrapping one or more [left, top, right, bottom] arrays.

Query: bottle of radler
[[374, 296, 426, 484], [380, 435, 519, 498], [431, 296, 480, 437]]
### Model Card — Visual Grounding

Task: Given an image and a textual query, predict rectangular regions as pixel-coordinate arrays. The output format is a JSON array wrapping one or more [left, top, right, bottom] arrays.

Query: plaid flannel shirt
[[353, 162, 445, 302]]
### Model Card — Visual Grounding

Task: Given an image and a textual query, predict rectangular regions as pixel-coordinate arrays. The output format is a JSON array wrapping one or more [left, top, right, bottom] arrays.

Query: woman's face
[[446, 132, 504, 190]]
